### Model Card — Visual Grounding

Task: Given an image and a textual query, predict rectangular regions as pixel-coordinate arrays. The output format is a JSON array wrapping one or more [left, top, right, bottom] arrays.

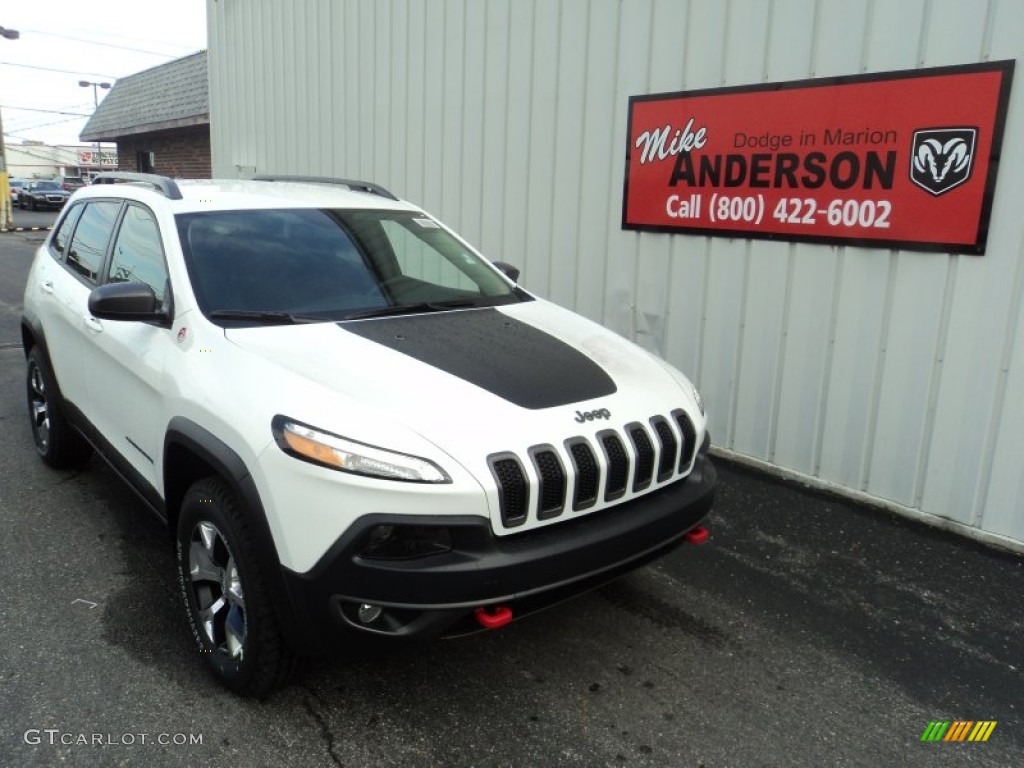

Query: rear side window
[[108, 204, 169, 308], [51, 204, 86, 260], [66, 201, 121, 283]]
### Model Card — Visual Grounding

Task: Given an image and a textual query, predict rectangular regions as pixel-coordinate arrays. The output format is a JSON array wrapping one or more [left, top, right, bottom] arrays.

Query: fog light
[[358, 603, 383, 624]]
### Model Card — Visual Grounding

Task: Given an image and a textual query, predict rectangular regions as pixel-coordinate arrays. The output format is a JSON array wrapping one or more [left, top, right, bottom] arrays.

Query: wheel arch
[[21, 311, 44, 358], [163, 417, 314, 654]]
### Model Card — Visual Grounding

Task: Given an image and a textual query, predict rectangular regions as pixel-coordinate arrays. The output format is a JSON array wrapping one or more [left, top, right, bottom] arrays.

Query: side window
[[51, 204, 85, 261], [65, 201, 121, 283], [108, 204, 169, 307]]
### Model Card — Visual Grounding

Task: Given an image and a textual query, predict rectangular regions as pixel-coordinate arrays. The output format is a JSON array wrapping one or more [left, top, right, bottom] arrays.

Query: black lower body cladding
[[281, 434, 716, 653]]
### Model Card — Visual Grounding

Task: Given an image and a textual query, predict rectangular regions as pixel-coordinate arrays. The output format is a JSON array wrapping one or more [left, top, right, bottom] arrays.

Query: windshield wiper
[[340, 299, 477, 321], [208, 309, 325, 324]]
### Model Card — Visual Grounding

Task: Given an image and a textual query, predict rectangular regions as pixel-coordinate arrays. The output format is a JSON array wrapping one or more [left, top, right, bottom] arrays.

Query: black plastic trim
[[92, 172, 183, 200], [61, 400, 166, 521], [487, 451, 529, 527], [564, 437, 601, 511], [252, 175, 399, 201], [626, 421, 655, 492], [281, 437, 715, 644], [598, 429, 630, 502], [672, 409, 698, 472], [528, 444, 567, 521], [651, 416, 679, 483]]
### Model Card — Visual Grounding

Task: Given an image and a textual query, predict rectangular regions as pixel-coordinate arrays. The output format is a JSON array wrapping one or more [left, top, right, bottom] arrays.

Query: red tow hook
[[474, 604, 513, 629], [684, 525, 710, 545]]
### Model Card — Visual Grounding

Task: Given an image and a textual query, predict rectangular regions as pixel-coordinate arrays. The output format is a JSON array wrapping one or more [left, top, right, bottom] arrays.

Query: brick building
[[81, 51, 209, 178]]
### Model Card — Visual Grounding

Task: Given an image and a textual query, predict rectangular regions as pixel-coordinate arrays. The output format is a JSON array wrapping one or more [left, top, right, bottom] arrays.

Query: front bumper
[[282, 434, 716, 652]]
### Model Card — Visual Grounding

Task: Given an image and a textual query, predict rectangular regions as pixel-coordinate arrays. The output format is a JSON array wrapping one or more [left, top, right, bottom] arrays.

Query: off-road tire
[[176, 476, 298, 698]]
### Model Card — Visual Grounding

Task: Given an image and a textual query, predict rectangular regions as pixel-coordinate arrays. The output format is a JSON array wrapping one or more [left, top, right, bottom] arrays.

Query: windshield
[[176, 208, 526, 325], [36, 181, 61, 191]]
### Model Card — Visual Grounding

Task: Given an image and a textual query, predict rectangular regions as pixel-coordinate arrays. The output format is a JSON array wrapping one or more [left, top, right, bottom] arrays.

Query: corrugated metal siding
[[208, 0, 1024, 547]]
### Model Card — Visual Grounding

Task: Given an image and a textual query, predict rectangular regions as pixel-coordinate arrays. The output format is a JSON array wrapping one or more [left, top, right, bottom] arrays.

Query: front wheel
[[176, 476, 298, 697]]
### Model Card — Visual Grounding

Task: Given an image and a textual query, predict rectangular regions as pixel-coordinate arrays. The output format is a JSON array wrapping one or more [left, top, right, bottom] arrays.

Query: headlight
[[272, 416, 450, 483]]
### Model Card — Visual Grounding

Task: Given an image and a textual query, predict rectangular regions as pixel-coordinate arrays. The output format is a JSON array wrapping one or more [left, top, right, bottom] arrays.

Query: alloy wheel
[[28, 362, 50, 451], [187, 521, 247, 660]]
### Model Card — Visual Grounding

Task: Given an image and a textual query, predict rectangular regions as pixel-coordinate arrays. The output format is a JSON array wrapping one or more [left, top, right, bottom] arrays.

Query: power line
[[4, 114, 88, 134], [0, 61, 120, 79], [22, 23, 199, 52], [3, 106, 93, 117], [18, 28, 185, 58]]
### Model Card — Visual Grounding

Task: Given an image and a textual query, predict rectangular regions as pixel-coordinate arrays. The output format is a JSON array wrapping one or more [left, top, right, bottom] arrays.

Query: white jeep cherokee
[[21, 173, 715, 696]]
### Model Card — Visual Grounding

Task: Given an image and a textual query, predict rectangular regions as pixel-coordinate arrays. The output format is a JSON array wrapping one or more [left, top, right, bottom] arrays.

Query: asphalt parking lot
[[1, 229, 1022, 767]]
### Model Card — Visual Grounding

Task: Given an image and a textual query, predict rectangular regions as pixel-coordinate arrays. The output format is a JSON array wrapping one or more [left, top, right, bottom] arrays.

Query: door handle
[[84, 316, 103, 333], [41, 280, 54, 294]]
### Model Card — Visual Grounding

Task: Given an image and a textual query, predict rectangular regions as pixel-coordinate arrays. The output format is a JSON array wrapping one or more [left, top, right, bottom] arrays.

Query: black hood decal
[[340, 309, 617, 409]]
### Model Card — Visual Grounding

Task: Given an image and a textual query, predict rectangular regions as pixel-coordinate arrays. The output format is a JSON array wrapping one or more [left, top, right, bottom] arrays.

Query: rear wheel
[[176, 476, 298, 698], [26, 347, 92, 468]]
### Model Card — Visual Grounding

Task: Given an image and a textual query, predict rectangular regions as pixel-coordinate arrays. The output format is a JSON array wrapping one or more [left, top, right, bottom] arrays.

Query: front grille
[[673, 409, 697, 471], [488, 454, 528, 527], [626, 423, 655, 492], [530, 446, 566, 520], [651, 416, 678, 482], [488, 407, 698, 529], [600, 431, 630, 501], [566, 438, 600, 510]]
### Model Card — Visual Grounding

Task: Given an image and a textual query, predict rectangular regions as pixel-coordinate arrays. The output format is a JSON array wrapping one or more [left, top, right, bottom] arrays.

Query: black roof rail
[[92, 172, 183, 200], [252, 175, 399, 201]]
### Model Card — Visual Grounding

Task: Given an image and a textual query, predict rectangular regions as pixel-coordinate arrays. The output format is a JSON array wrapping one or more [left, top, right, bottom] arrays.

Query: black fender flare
[[163, 417, 317, 654]]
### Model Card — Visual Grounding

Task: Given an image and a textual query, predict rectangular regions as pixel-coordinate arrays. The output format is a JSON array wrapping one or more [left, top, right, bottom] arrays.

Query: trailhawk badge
[[910, 128, 977, 196]]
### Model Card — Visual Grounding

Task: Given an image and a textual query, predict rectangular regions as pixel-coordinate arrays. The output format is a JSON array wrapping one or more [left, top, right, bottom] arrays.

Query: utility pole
[[0, 25, 20, 231], [79, 80, 111, 181]]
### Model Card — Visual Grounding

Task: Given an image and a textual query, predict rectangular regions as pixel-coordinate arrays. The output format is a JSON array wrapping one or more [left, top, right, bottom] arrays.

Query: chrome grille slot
[[565, 437, 600, 510], [672, 408, 697, 472], [488, 453, 529, 527], [651, 416, 678, 483], [529, 445, 566, 520], [598, 430, 630, 501]]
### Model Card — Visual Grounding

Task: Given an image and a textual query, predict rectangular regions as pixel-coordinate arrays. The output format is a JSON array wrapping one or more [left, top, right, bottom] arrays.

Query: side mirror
[[88, 281, 169, 324], [492, 261, 520, 283]]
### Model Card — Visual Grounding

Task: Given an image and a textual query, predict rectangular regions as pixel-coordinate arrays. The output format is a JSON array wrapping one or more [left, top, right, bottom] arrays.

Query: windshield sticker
[[413, 217, 440, 228]]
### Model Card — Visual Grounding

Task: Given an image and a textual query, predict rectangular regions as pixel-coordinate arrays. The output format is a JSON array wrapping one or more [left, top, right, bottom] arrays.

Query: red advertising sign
[[623, 61, 1014, 254]]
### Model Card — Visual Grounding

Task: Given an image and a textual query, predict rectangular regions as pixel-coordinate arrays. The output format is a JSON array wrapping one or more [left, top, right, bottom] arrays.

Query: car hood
[[223, 299, 700, 462]]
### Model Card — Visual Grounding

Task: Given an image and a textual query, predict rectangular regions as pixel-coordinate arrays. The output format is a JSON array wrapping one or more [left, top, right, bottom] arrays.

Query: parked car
[[19, 180, 70, 210], [61, 176, 87, 192], [9, 178, 27, 204], [21, 172, 715, 697]]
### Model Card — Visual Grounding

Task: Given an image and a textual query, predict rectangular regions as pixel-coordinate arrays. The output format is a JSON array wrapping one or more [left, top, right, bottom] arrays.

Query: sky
[[1, 0, 208, 147]]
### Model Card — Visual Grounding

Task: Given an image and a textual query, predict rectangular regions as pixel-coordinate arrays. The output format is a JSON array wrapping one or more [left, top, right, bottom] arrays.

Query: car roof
[[74, 178, 423, 215]]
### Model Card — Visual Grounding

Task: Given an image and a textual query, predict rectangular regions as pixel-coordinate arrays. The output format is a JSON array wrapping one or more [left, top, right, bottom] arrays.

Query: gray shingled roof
[[80, 51, 208, 142]]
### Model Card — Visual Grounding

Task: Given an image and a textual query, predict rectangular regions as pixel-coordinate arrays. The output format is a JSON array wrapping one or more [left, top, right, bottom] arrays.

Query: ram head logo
[[910, 128, 977, 196]]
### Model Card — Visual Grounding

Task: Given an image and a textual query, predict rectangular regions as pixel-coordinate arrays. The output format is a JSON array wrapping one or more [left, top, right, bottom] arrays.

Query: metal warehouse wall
[[208, 0, 1024, 549]]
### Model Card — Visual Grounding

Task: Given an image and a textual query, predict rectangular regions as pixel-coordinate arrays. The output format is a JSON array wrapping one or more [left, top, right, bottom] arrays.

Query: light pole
[[0, 25, 20, 231], [79, 80, 111, 181]]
